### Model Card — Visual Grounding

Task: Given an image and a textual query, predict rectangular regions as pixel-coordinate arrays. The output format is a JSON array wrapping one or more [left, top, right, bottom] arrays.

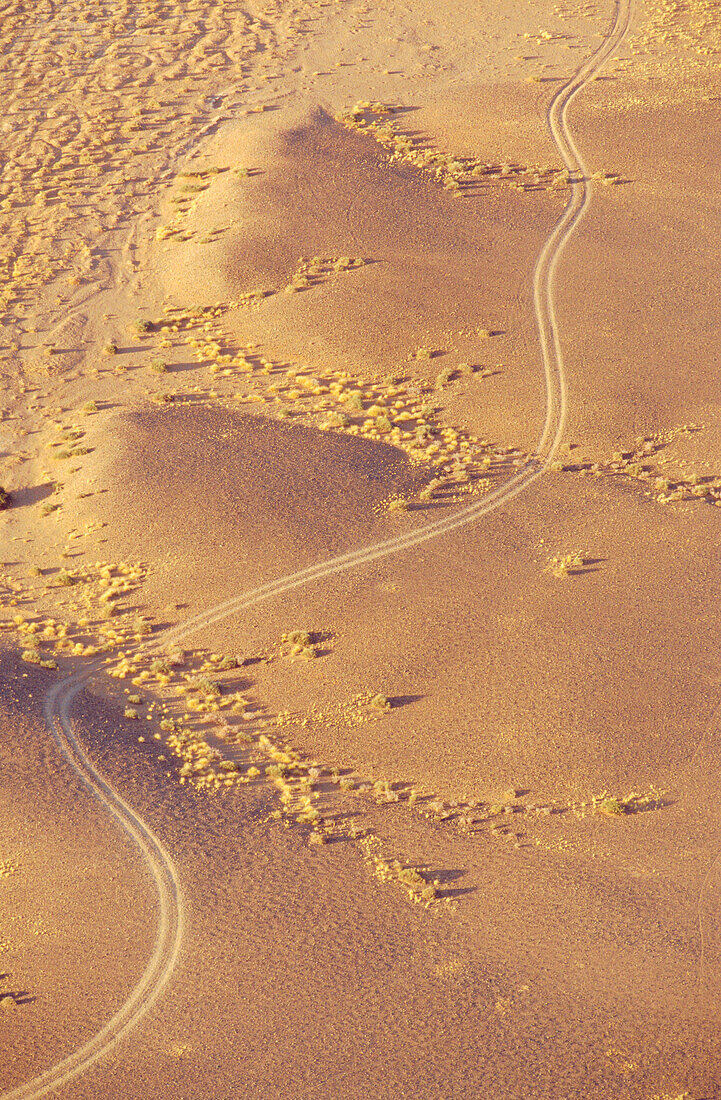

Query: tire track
[[3, 670, 184, 1100], [156, 0, 634, 652], [7, 0, 632, 1092]]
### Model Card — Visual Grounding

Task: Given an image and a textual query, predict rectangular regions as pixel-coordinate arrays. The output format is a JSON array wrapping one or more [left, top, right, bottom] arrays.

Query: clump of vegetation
[[0, 487, 11, 510], [584, 426, 721, 507], [435, 366, 455, 388], [284, 255, 366, 295], [587, 789, 665, 818], [338, 104, 564, 201], [597, 797, 625, 816], [323, 411, 350, 428], [419, 477, 443, 502], [186, 676, 221, 698], [358, 835, 438, 905], [546, 551, 586, 578], [396, 865, 437, 903], [237, 290, 268, 308], [131, 319, 153, 336], [103, 342, 118, 356], [369, 693, 391, 712], [21, 650, 57, 670], [282, 629, 317, 659]]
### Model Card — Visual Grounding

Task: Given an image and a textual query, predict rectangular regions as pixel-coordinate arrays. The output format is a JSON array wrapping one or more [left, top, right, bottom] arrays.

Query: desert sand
[[2, 0, 721, 1097]]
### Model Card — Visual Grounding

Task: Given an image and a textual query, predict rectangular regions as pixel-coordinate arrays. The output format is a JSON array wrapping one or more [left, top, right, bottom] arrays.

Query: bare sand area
[[2, 0, 721, 1097], [5, 656, 721, 1099]]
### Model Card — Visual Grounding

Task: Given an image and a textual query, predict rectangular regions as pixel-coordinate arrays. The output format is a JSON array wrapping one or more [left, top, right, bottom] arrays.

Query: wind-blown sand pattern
[[2, 0, 721, 1097]]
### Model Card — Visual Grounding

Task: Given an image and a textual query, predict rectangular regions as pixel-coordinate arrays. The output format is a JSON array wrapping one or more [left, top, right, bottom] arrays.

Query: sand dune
[[3, 0, 721, 1096]]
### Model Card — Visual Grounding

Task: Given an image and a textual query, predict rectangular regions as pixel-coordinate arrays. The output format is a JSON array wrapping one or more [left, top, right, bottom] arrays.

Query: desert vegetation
[[337, 101, 585, 195], [1, 0, 717, 1093]]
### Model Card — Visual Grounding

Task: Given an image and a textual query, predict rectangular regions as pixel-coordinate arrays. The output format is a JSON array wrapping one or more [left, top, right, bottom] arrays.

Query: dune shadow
[[623, 792, 675, 815], [430, 867, 475, 899], [0, 990, 35, 1007], [389, 694, 423, 709], [8, 483, 55, 509]]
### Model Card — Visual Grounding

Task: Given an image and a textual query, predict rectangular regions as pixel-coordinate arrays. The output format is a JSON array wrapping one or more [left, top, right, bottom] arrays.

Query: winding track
[[6, 1, 632, 1093]]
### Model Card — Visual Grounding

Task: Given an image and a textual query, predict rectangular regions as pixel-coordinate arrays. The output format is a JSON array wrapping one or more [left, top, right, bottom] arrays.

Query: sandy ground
[[2, 0, 721, 1096]]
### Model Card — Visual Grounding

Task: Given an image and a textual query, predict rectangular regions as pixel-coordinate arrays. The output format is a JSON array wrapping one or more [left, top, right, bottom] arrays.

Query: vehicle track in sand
[[3, 670, 184, 1100], [6, 0, 632, 1092], [156, 0, 634, 651]]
